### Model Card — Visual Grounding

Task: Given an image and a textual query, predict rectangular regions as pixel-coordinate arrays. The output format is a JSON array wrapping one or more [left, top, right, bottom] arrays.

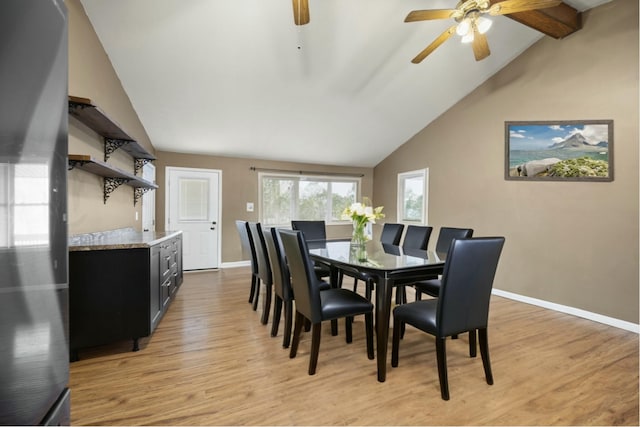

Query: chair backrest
[[263, 227, 293, 301], [235, 220, 258, 274], [279, 229, 322, 323], [380, 223, 404, 246], [435, 227, 474, 254], [291, 220, 326, 241], [402, 225, 433, 250], [248, 222, 272, 285], [437, 237, 505, 337]]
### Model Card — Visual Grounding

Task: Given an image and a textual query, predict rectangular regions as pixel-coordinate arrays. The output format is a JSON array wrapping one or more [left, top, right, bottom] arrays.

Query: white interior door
[[166, 167, 220, 270], [142, 163, 156, 232]]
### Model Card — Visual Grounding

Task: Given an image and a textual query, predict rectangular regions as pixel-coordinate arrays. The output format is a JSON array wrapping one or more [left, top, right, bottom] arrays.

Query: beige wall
[[67, 0, 155, 234], [374, 1, 639, 323], [154, 152, 373, 263]]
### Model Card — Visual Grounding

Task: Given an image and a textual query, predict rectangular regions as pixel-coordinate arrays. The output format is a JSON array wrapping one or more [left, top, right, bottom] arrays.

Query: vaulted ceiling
[[79, 0, 609, 167]]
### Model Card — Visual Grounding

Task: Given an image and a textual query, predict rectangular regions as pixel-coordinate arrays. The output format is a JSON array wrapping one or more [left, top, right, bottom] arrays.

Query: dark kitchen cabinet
[[69, 232, 183, 359]]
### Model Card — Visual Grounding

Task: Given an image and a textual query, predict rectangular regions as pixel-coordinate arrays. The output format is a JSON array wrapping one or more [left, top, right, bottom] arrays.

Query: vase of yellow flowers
[[341, 198, 384, 248]]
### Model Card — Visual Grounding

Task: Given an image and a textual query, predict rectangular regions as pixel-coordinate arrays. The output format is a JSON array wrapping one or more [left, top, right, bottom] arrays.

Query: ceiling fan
[[405, 0, 562, 62], [292, 0, 310, 25]]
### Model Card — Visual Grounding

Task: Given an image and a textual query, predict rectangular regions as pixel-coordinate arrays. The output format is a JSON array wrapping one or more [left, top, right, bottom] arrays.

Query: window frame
[[258, 172, 361, 227], [397, 168, 429, 225]]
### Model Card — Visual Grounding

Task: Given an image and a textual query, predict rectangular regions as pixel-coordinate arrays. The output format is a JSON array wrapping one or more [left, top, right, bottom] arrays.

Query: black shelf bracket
[[134, 187, 153, 206], [104, 138, 131, 162], [134, 158, 154, 176], [104, 177, 130, 204]]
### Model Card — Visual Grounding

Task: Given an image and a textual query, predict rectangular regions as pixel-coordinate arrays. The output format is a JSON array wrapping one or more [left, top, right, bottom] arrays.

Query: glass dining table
[[308, 239, 446, 382]]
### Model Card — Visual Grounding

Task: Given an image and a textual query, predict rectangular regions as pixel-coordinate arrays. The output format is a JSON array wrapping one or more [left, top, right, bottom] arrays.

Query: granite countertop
[[69, 228, 182, 251]]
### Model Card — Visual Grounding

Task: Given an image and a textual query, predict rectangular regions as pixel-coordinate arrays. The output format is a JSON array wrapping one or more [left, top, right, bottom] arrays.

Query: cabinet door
[[149, 244, 162, 331]]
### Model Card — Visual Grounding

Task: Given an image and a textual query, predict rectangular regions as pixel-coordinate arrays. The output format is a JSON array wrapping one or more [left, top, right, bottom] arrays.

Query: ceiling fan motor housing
[[454, 0, 491, 22]]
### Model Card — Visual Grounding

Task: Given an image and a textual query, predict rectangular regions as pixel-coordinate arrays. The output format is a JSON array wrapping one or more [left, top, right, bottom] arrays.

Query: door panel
[[166, 167, 220, 270]]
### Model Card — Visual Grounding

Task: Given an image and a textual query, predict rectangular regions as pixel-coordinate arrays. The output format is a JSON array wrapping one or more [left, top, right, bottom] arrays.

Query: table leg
[[375, 275, 393, 382]]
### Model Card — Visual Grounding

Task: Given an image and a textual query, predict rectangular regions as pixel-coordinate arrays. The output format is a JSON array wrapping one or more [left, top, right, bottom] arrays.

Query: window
[[398, 168, 428, 225], [260, 173, 360, 227], [0, 162, 50, 247]]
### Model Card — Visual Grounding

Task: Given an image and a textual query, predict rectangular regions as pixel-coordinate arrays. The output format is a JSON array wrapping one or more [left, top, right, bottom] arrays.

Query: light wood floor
[[69, 267, 639, 426]]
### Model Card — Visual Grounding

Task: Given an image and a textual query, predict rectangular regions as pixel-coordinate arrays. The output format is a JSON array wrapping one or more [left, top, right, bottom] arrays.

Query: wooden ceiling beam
[[490, 0, 583, 39]]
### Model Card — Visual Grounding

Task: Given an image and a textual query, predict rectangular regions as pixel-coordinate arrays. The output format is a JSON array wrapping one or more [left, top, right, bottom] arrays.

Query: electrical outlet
[[135, 211, 139, 221], [246, 202, 254, 212]]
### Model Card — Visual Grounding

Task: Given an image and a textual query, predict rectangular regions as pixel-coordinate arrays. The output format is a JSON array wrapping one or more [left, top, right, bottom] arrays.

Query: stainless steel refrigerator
[[0, 0, 70, 424]]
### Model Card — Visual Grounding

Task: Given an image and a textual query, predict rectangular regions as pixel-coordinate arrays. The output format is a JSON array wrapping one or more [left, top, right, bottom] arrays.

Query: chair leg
[[345, 316, 353, 343], [478, 328, 493, 385], [252, 278, 261, 311], [395, 285, 407, 304], [290, 311, 305, 359], [469, 329, 477, 358], [248, 275, 258, 303], [271, 296, 283, 337], [391, 319, 402, 367], [261, 284, 272, 325], [309, 323, 322, 375], [365, 279, 373, 301], [365, 312, 374, 360], [331, 319, 338, 336], [282, 300, 293, 348], [435, 337, 450, 401]]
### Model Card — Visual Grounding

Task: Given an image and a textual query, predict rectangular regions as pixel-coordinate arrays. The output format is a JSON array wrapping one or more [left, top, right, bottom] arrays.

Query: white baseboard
[[492, 288, 639, 334], [221, 260, 251, 269]]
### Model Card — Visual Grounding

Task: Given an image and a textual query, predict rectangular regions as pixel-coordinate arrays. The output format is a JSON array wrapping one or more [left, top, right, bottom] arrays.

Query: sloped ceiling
[[79, 0, 608, 167]]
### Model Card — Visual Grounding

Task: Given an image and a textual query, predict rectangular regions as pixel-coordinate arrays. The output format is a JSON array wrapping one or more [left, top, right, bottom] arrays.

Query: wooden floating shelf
[[68, 95, 156, 163], [68, 154, 158, 205]]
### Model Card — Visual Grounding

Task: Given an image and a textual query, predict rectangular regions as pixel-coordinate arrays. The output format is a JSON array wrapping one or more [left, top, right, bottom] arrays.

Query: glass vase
[[351, 221, 367, 247]]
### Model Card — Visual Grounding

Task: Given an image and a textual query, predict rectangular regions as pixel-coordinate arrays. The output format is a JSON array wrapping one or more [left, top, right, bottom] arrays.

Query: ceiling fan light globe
[[461, 32, 474, 43], [477, 16, 492, 34], [456, 18, 471, 36]]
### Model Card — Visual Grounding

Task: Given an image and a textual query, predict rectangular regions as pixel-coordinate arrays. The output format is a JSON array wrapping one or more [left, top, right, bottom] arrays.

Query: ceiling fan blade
[[471, 28, 490, 61], [292, 0, 310, 25], [488, 0, 562, 16], [411, 25, 457, 64], [404, 9, 459, 22]]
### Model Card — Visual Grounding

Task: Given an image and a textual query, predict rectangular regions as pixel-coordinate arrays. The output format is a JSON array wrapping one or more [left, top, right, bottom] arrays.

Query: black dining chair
[[395, 225, 433, 303], [412, 227, 474, 301], [391, 237, 505, 400], [235, 220, 260, 306], [351, 223, 405, 300], [380, 223, 405, 246], [279, 229, 374, 375], [263, 227, 332, 348], [263, 227, 294, 347], [291, 220, 327, 241], [291, 220, 332, 280], [402, 225, 432, 250], [248, 222, 273, 325]]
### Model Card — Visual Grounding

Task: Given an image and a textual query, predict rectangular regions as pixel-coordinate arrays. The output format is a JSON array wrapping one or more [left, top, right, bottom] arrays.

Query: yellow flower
[[341, 198, 385, 226]]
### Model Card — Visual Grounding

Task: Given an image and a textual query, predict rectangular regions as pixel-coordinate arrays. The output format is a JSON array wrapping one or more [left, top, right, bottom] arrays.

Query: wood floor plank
[[69, 268, 639, 425]]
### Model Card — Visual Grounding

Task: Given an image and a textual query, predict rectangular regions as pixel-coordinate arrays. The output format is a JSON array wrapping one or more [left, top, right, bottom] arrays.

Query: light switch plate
[[246, 202, 254, 212]]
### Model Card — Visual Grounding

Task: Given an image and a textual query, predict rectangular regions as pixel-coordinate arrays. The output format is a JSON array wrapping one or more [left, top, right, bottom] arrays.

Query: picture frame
[[505, 120, 613, 182]]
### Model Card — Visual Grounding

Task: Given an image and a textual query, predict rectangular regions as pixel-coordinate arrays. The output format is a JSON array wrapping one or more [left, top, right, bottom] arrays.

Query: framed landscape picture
[[505, 120, 613, 182]]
